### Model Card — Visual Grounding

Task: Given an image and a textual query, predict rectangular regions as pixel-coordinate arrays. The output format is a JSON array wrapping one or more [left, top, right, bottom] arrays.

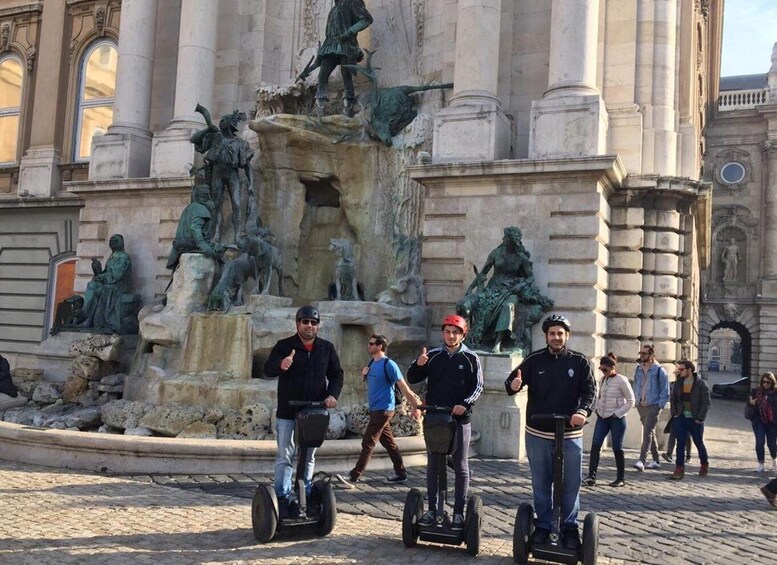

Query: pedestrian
[[583, 353, 635, 488], [633, 343, 670, 471], [667, 360, 710, 480], [505, 314, 596, 551], [747, 372, 777, 472], [263, 305, 344, 518], [339, 334, 420, 486], [661, 428, 693, 464], [408, 314, 483, 531], [759, 477, 777, 508]]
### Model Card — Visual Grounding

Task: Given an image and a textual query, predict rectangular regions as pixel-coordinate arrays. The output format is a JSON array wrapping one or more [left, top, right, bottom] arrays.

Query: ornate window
[[719, 162, 746, 185], [0, 55, 24, 164], [73, 40, 117, 161]]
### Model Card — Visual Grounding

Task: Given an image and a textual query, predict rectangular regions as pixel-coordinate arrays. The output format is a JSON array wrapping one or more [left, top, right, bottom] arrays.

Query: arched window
[[0, 55, 24, 164], [74, 40, 117, 161]]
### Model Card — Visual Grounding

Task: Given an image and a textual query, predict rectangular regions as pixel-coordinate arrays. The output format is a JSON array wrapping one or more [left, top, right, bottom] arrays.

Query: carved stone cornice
[[712, 205, 760, 237]]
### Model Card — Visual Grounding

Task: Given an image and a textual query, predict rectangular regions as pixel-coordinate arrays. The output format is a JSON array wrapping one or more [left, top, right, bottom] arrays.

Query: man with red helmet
[[407, 314, 484, 531]]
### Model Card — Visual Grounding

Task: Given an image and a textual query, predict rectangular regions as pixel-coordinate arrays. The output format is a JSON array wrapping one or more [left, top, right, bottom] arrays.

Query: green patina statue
[[166, 184, 223, 271], [457, 227, 553, 354]]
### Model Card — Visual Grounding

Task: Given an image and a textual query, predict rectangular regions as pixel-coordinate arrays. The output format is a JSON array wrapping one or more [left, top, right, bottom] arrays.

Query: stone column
[[90, 0, 159, 180], [432, 0, 512, 163], [17, 0, 68, 197], [760, 141, 777, 295], [150, 0, 218, 178], [649, 0, 678, 175], [529, 0, 608, 158]]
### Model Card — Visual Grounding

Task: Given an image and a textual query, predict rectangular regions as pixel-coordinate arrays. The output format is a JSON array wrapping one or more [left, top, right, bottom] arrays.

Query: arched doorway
[[706, 321, 751, 379]]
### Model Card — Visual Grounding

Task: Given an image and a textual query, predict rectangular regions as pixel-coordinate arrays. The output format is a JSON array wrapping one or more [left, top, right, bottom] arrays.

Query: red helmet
[[442, 314, 468, 334]]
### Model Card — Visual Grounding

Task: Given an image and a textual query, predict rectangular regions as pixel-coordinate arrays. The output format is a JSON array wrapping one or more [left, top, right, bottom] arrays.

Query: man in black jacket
[[263, 305, 344, 517], [407, 314, 483, 531], [505, 314, 596, 551], [666, 360, 710, 480]]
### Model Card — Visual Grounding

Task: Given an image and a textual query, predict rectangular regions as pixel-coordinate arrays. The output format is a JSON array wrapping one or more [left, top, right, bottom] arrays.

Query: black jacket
[[0, 355, 17, 398], [407, 343, 483, 424], [505, 347, 596, 439], [670, 373, 710, 421], [263, 334, 344, 420]]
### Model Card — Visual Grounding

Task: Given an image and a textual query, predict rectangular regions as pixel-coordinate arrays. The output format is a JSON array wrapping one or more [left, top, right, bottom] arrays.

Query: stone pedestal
[[529, 94, 608, 159], [90, 130, 153, 180], [470, 353, 525, 458], [181, 313, 253, 379], [18, 146, 61, 198], [149, 128, 198, 178], [432, 104, 512, 163]]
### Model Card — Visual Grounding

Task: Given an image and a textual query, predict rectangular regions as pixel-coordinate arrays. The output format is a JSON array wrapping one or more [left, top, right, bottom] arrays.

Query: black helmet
[[542, 314, 571, 333], [295, 305, 320, 322]]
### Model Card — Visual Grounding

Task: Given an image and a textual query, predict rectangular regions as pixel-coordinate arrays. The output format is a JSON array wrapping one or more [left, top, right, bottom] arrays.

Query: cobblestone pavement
[[2, 386, 776, 564]]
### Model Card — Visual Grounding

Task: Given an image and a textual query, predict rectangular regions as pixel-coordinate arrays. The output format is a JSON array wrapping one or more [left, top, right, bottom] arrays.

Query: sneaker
[[532, 527, 551, 545], [451, 513, 465, 531], [699, 463, 709, 477], [760, 486, 777, 508], [582, 475, 596, 487], [609, 479, 626, 487], [754, 463, 765, 473], [667, 466, 684, 480], [633, 460, 645, 471], [418, 510, 436, 527], [385, 473, 408, 484], [661, 452, 673, 463], [335, 473, 358, 489], [562, 525, 582, 551], [648, 460, 661, 470]]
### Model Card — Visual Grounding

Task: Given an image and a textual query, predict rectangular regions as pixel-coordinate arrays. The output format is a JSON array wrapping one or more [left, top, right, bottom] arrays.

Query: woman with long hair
[[583, 353, 635, 487], [748, 372, 777, 472]]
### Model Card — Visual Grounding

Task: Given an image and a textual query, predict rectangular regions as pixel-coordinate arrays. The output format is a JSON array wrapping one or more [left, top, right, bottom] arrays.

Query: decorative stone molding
[[67, 0, 120, 61], [712, 205, 759, 238], [1, 23, 10, 51], [0, 5, 41, 71], [413, 0, 425, 76], [712, 148, 752, 194]]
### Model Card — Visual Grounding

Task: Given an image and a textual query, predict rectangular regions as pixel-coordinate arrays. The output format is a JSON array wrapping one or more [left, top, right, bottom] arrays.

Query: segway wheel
[[402, 488, 424, 548], [251, 485, 278, 543], [465, 495, 482, 556], [512, 502, 534, 564], [313, 480, 337, 536], [582, 512, 600, 565]]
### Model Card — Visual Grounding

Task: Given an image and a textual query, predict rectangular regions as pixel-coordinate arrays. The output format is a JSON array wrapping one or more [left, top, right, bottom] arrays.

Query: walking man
[[340, 334, 420, 486], [633, 344, 670, 471], [505, 314, 596, 551], [263, 305, 344, 517], [667, 360, 710, 480], [408, 315, 483, 531]]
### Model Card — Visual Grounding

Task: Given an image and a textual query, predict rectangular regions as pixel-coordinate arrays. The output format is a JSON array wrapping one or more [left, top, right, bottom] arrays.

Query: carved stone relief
[[712, 148, 752, 195]]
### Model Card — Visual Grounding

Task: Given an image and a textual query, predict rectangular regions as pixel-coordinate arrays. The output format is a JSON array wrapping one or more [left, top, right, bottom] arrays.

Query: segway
[[402, 405, 483, 556], [252, 400, 337, 543], [513, 414, 599, 565]]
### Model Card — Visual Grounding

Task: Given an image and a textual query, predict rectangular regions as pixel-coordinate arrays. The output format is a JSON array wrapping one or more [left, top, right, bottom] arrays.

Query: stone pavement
[[1, 390, 776, 564]]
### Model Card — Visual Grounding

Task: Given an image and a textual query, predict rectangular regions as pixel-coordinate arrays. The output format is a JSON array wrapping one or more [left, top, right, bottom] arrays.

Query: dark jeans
[[666, 431, 692, 458], [427, 422, 470, 515], [674, 416, 709, 469], [588, 415, 626, 480], [752, 420, 777, 462], [351, 410, 405, 479]]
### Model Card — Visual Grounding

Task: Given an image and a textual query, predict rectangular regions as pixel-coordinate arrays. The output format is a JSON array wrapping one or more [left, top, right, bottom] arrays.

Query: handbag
[[745, 401, 758, 421]]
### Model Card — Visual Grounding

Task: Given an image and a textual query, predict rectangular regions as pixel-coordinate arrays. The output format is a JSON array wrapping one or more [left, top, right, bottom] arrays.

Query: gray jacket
[[670, 373, 710, 421]]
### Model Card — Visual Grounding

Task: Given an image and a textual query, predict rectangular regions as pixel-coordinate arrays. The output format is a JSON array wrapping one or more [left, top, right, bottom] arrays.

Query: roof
[[719, 74, 768, 91]]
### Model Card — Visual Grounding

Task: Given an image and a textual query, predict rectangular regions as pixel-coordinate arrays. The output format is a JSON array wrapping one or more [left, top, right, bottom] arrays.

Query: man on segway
[[264, 305, 344, 518], [505, 314, 596, 551], [407, 314, 484, 531]]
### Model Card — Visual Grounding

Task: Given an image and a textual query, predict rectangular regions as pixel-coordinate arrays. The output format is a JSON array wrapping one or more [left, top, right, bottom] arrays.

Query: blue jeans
[[752, 419, 777, 462], [526, 433, 582, 531], [591, 415, 626, 451], [274, 418, 316, 500], [673, 416, 709, 469]]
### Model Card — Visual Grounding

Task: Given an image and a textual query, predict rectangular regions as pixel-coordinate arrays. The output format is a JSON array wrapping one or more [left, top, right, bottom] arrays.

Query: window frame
[[0, 53, 24, 166], [72, 39, 117, 162]]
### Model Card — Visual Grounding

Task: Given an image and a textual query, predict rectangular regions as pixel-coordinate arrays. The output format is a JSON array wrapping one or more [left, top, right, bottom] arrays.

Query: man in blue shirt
[[633, 344, 670, 471], [341, 334, 419, 485]]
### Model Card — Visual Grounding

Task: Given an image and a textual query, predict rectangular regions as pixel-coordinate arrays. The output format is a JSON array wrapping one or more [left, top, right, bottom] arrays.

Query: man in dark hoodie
[[263, 305, 344, 518], [505, 314, 596, 552]]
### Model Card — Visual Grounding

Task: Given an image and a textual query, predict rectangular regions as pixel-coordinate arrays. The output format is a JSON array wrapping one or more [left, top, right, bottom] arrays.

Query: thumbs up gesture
[[417, 347, 429, 366], [280, 349, 295, 371], [510, 368, 523, 391]]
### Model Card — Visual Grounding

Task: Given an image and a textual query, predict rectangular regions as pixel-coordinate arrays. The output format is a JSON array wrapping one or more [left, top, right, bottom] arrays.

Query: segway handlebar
[[418, 404, 454, 413], [288, 400, 327, 407], [530, 413, 571, 424]]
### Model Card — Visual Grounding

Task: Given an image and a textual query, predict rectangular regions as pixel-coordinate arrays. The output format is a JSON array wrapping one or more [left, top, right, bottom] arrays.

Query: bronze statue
[[236, 225, 284, 296], [328, 238, 363, 300], [457, 227, 553, 354], [166, 184, 223, 271], [297, 0, 373, 117], [190, 104, 255, 242]]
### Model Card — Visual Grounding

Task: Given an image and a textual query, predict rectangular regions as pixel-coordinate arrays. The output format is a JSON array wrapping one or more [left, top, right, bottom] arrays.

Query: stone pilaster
[[150, 0, 218, 178], [529, 0, 608, 159], [90, 0, 159, 180], [432, 0, 511, 163], [759, 140, 777, 295]]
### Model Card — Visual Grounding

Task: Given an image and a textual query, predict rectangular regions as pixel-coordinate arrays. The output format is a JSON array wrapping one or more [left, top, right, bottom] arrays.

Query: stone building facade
[[700, 43, 777, 381], [0, 0, 723, 373]]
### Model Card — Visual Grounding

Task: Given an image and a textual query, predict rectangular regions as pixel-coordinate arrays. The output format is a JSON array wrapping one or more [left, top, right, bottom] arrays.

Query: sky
[[720, 1, 777, 77]]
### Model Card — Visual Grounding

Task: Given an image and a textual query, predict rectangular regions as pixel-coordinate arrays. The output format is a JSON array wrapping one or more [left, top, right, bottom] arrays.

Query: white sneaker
[[648, 461, 661, 470], [633, 460, 645, 471], [754, 463, 765, 473]]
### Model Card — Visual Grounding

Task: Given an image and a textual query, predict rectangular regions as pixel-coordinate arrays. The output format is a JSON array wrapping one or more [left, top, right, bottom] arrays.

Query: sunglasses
[[299, 319, 319, 326], [368, 341, 378, 346], [599, 367, 611, 372], [763, 381, 772, 385]]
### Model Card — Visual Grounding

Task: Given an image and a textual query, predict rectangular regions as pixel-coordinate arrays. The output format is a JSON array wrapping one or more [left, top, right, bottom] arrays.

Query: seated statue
[[166, 184, 223, 271], [78, 234, 134, 334], [50, 295, 86, 335], [456, 227, 553, 354]]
